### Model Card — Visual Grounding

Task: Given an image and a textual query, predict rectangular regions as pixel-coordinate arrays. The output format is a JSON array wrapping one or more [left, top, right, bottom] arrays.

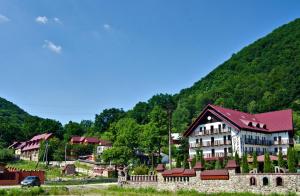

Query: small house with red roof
[[183, 104, 294, 160], [69, 136, 112, 155], [70, 136, 85, 144], [20, 133, 53, 161]]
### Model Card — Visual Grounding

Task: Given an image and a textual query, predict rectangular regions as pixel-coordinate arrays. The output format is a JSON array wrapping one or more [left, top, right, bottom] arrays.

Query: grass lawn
[[7, 160, 87, 180], [0, 186, 297, 196], [74, 161, 93, 170], [7, 160, 61, 179]]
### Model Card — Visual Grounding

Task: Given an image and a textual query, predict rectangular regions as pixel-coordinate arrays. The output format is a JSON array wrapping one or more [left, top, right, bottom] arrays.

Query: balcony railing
[[244, 139, 273, 146], [190, 140, 232, 148], [244, 150, 287, 156], [274, 139, 293, 145], [204, 152, 232, 158], [194, 128, 229, 136], [244, 138, 293, 146]]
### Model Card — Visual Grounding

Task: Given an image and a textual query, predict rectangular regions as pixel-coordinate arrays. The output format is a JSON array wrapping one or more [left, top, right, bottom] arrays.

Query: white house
[[183, 105, 294, 159]]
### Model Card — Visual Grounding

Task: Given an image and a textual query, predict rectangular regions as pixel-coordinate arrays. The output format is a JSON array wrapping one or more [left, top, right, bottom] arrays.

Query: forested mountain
[[1, 18, 300, 152], [170, 18, 300, 133], [124, 18, 300, 137], [0, 97, 62, 147]]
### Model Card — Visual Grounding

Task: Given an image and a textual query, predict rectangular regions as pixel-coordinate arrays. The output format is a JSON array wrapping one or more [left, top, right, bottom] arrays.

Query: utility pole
[[45, 141, 49, 165], [168, 108, 172, 169], [65, 143, 67, 164]]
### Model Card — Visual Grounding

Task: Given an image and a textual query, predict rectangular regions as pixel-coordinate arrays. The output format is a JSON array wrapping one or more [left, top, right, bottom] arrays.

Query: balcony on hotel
[[190, 140, 232, 148], [194, 128, 229, 136], [204, 152, 232, 158]]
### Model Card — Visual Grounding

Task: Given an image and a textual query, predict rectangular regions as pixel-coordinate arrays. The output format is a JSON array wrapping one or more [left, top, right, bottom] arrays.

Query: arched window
[[276, 177, 283, 186], [250, 177, 256, 186], [262, 177, 269, 186]]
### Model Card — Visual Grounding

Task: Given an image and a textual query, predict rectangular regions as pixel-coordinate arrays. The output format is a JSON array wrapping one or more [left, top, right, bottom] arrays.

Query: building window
[[262, 177, 269, 186], [222, 124, 226, 129], [210, 125, 214, 131], [196, 139, 199, 144], [204, 127, 206, 131], [200, 127, 202, 131], [274, 137, 277, 141], [228, 135, 231, 141], [274, 148, 278, 153], [276, 177, 283, 186], [228, 147, 232, 153], [228, 127, 232, 131], [250, 177, 256, 186]]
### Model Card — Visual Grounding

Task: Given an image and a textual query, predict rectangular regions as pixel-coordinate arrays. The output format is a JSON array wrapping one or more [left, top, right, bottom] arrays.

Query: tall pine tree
[[264, 152, 272, 173], [287, 147, 296, 173], [252, 152, 258, 169], [241, 154, 249, 173]]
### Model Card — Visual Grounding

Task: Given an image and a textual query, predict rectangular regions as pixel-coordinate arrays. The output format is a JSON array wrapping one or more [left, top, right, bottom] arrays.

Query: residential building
[[97, 139, 112, 154], [20, 133, 53, 161], [183, 105, 294, 159], [69, 136, 112, 154]]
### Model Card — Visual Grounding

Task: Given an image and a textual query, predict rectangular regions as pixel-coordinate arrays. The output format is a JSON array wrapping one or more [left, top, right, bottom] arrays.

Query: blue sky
[[0, 0, 299, 124]]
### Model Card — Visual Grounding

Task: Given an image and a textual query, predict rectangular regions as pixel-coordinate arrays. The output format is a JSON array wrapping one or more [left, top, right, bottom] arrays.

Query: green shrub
[[133, 165, 149, 175]]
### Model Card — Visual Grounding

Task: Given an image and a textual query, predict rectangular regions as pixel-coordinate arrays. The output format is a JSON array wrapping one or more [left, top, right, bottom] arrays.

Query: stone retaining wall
[[123, 170, 300, 194]]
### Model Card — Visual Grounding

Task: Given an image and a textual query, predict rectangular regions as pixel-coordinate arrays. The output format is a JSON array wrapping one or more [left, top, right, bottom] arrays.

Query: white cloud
[[43, 40, 62, 54], [35, 16, 48, 24], [0, 14, 10, 23], [53, 17, 62, 24], [103, 24, 112, 31]]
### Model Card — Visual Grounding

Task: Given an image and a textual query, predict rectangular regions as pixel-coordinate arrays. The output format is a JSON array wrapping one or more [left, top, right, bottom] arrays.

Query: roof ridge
[[254, 108, 292, 115]]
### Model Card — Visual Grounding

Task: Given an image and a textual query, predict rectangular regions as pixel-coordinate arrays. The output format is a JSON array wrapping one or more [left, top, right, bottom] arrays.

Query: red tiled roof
[[182, 169, 196, 176], [200, 169, 229, 180], [71, 136, 85, 142], [16, 142, 26, 150], [22, 133, 52, 152], [225, 160, 239, 169], [193, 162, 204, 170], [99, 139, 112, 146], [84, 137, 99, 143], [156, 164, 165, 172], [171, 168, 185, 174], [162, 168, 196, 177], [184, 104, 293, 136], [248, 155, 279, 163], [30, 133, 52, 141], [200, 169, 229, 176], [8, 142, 20, 149]]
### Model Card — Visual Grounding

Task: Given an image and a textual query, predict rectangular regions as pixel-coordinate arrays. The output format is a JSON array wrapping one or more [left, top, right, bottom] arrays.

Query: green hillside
[[124, 18, 300, 137], [1, 18, 300, 150], [170, 18, 300, 134], [0, 97, 62, 147]]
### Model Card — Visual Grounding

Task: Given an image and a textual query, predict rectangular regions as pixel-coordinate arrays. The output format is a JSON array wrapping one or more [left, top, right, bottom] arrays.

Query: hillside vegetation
[[0, 97, 62, 146], [1, 19, 300, 164]]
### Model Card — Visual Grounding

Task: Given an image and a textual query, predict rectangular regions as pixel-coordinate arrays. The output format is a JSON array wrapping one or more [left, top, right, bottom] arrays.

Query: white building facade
[[184, 105, 294, 159]]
